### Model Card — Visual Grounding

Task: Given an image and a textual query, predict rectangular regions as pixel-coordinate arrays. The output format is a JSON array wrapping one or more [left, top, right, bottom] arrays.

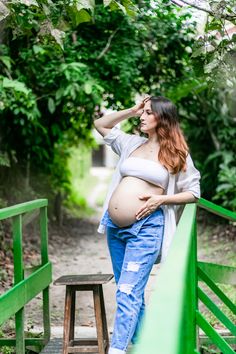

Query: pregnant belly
[[108, 176, 164, 227]]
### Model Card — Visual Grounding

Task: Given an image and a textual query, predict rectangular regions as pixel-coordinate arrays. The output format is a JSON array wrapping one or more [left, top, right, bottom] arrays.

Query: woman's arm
[[94, 108, 135, 137], [135, 192, 197, 220], [94, 96, 150, 137]]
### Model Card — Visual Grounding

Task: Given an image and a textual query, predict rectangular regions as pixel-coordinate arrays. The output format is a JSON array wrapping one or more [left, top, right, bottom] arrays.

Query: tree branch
[[170, 0, 184, 7], [170, 0, 236, 21], [97, 28, 119, 60]]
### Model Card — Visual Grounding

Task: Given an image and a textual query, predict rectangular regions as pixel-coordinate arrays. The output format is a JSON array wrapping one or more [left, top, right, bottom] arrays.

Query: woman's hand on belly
[[108, 177, 165, 227], [135, 194, 167, 220]]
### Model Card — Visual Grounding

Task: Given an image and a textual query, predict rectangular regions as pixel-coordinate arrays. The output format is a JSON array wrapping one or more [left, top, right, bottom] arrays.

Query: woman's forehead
[[144, 100, 152, 109]]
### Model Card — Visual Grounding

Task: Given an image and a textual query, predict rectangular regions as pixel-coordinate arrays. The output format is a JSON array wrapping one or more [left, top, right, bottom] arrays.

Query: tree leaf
[[33, 45, 45, 55], [84, 81, 92, 94], [3, 77, 30, 95], [48, 97, 56, 114], [74, 8, 91, 26], [103, 0, 112, 6], [115, 1, 126, 14], [0, 56, 11, 70], [204, 59, 219, 74], [76, 0, 95, 12], [51, 28, 65, 50], [0, 1, 10, 21], [12, 0, 39, 6], [0, 152, 10, 167], [191, 46, 205, 58]]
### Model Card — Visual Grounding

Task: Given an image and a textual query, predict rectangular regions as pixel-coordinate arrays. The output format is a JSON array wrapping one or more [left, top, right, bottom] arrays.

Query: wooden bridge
[[0, 198, 235, 353]]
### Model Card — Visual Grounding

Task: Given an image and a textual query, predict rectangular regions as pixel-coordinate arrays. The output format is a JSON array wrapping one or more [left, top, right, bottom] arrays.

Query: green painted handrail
[[0, 199, 52, 353], [198, 198, 236, 221], [133, 199, 236, 354], [0, 199, 47, 220]]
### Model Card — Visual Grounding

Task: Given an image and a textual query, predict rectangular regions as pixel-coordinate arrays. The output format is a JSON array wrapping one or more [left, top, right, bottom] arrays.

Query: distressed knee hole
[[126, 261, 141, 272], [119, 283, 134, 295]]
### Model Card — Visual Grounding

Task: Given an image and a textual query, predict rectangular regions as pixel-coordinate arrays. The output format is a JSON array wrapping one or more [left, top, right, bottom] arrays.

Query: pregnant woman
[[94, 96, 200, 354]]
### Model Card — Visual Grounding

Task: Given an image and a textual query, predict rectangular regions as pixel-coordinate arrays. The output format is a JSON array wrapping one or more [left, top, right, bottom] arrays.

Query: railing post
[[40, 206, 51, 342], [13, 214, 25, 354]]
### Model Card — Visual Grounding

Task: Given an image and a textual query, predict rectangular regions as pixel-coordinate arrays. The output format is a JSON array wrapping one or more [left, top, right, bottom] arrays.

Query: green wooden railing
[[133, 198, 236, 354], [0, 199, 52, 353]]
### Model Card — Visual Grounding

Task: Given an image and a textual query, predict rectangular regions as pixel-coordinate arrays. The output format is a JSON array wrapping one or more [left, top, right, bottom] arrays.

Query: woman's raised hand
[[131, 95, 150, 117]]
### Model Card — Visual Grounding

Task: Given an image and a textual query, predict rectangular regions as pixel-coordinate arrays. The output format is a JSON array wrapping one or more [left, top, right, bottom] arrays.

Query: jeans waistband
[[106, 207, 164, 230]]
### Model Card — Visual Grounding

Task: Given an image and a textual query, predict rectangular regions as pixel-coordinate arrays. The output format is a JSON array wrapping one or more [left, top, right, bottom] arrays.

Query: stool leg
[[63, 286, 74, 354], [69, 290, 76, 342], [93, 286, 105, 354], [99, 285, 109, 354]]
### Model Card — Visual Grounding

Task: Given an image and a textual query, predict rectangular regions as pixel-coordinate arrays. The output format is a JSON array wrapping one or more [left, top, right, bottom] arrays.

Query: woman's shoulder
[[103, 126, 146, 156], [104, 126, 145, 146]]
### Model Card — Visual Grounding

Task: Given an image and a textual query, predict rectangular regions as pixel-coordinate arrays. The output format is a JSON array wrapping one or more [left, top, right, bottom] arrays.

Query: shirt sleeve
[[176, 154, 201, 199], [103, 126, 134, 156]]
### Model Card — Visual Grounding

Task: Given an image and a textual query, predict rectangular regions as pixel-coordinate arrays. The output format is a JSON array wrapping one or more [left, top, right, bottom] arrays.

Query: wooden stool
[[54, 274, 114, 354]]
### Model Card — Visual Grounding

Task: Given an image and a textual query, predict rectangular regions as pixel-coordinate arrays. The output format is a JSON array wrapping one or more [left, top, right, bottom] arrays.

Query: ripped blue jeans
[[106, 208, 164, 354]]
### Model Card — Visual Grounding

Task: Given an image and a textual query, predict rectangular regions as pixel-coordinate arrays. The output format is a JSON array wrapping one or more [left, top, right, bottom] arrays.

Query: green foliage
[[165, 0, 236, 209], [0, 0, 199, 208], [1, 0, 138, 43], [65, 144, 97, 216], [0, 328, 15, 354], [213, 152, 236, 210], [190, 0, 236, 89], [0, 0, 235, 211]]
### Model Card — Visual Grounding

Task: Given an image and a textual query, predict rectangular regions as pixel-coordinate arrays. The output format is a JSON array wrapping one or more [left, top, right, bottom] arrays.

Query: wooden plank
[[54, 274, 114, 286], [40, 338, 63, 353], [67, 345, 99, 352], [98, 285, 109, 353], [63, 286, 74, 354], [93, 286, 105, 354], [39, 338, 107, 353], [71, 339, 99, 345], [69, 290, 76, 342]]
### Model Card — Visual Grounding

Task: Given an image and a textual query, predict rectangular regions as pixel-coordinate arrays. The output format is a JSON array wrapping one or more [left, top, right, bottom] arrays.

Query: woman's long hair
[[149, 96, 188, 174]]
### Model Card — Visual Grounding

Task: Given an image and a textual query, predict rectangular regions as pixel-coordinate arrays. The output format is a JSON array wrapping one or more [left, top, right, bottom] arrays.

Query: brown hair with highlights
[[149, 96, 189, 174]]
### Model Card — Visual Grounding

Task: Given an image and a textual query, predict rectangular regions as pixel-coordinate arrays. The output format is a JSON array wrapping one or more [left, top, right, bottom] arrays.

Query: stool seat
[[54, 274, 113, 286], [54, 273, 114, 354]]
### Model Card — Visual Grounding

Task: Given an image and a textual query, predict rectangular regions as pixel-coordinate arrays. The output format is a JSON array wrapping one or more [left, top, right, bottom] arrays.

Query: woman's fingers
[[136, 205, 150, 220], [136, 210, 150, 220], [143, 95, 151, 103]]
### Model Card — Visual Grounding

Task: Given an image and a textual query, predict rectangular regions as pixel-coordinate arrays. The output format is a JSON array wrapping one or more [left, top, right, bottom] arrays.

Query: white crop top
[[120, 156, 169, 190]]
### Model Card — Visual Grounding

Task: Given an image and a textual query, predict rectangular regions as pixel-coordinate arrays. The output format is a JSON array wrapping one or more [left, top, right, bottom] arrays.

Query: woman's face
[[139, 100, 158, 134]]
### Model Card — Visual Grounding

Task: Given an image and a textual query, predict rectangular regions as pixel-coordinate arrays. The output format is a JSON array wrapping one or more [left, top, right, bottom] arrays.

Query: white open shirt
[[97, 126, 201, 263]]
